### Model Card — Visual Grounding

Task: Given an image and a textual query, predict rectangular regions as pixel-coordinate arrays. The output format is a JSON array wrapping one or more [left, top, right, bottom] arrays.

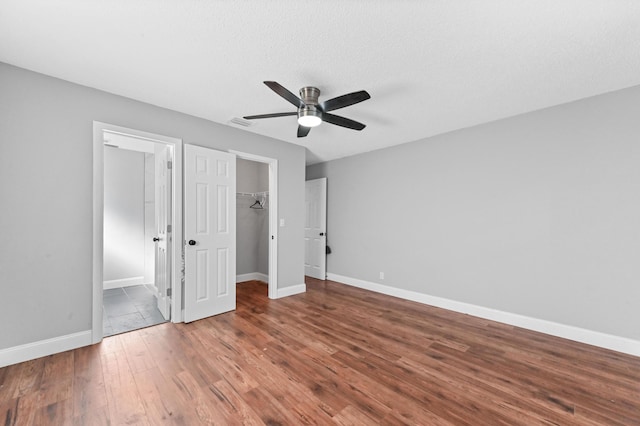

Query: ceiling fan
[[243, 81, 370, 137]]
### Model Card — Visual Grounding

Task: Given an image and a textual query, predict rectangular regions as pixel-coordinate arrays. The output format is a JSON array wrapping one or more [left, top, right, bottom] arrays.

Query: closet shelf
[[236, 191, 269, 197], [237, 191, 268, 209]]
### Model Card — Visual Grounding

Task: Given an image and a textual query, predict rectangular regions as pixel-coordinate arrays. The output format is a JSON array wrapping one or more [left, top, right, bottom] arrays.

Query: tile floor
[[103, 284, 167, 337]]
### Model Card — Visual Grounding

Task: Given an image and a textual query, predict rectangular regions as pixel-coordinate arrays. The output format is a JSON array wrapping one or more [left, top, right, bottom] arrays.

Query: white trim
[[93, 122, 184, 345], [268, 160, 278, 299], [236, 273, 269, 283], [103, 276, 145, 289], [0, 331, 92, 368], [275, 283, 306, 299], [229, 150, 278, 300], [327, 273, 640, 357], [169, 137, 183, 323], [92, 123, 104, 344]]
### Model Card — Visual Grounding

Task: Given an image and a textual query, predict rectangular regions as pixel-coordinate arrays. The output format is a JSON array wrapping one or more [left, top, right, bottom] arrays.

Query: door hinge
[[167, 224, 172, 233], [166, 288, 172, 297], [167, 161, 172, 170]]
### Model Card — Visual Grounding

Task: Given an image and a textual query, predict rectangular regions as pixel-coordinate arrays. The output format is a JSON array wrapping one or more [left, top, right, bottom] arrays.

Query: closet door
[[184, 144, 236, 322], [304, 178, 327, 279]]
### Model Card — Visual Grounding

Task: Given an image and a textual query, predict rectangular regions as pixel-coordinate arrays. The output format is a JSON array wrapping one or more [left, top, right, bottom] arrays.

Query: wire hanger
[[250, 193, 267, 209], [250, 198, 264, 209]]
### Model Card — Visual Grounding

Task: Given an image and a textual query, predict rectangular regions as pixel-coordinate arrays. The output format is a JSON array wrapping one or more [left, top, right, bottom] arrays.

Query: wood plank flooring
[[1, 277, 639, 425]]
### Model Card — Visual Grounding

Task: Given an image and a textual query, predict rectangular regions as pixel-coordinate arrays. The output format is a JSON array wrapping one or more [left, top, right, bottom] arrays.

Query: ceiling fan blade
[[322, 113, 366, 131], [297, 125, 311, 138], [264, 81, 304, 108], [321, 90, 370, 112], [243, 112, 297, 120]]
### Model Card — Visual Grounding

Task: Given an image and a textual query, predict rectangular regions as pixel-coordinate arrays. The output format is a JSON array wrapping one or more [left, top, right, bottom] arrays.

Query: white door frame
[[92, 122, 184, 343], [230, 150, 278, 299]]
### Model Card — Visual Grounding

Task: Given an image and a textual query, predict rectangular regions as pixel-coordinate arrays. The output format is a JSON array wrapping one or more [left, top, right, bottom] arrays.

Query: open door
[[184, 144, 236, 322], [304, 178, 327, 279], [154, 144, 171, 320]]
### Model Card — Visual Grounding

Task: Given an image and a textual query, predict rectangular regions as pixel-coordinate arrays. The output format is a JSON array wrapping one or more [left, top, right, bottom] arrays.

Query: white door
[[304, 178, 327, 279], [154, 144, 171, 320], [184, 144, 236, 322]]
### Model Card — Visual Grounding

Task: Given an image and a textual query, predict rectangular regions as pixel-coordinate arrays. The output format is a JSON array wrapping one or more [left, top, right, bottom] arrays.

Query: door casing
[[92, 122, 183, 343], [230, 150, 278, 299]]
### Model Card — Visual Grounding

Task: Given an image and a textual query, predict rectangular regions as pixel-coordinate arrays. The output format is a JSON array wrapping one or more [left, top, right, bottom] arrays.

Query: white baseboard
[[0, 330, 92, 368], [103, 276, 145, 290], [236, 272, 269, 283], [276, 283, 306, 299], [327, 273, 640, 357]]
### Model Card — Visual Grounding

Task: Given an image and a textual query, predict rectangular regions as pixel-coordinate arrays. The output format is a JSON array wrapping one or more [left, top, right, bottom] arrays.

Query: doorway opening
[[92, 122, 183, 343], [236, 158, 270, 296], [102, 137, 168, 336], [231, 150, 278, 299]]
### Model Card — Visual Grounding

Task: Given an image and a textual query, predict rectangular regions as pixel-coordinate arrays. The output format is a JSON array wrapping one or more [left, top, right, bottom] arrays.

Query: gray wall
[[0, 62, 305, 350], [237, 159, 269, 276], [103, 147, 145, 283], [307, 84, 640, 341], [237, 158, 269, 193]]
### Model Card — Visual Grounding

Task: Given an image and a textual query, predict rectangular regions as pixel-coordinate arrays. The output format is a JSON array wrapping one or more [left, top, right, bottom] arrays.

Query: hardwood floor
[[1, 278, 639, 425]]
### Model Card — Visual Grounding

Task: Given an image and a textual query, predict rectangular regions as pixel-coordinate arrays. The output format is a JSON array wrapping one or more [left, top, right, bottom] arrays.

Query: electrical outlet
[[379, 272, 384, 280]]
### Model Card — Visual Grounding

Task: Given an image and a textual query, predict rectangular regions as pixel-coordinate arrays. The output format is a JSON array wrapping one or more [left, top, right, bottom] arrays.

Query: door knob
[[188, 240, 197, 246], [319, 232, 325, 236], [153, 237, 160, 242]]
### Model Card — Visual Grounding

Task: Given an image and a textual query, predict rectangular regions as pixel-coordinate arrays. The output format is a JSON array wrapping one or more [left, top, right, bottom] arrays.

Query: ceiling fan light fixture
[[297, 105, 322, 127], [243, 81, 369, 137]]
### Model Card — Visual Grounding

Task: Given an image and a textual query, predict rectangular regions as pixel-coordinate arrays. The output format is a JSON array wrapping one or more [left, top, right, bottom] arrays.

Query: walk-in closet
[[236, 159, 269, 284]]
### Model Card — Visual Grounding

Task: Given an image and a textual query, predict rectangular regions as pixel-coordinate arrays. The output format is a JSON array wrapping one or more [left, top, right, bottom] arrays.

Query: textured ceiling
[[2, 1, 640, 164]]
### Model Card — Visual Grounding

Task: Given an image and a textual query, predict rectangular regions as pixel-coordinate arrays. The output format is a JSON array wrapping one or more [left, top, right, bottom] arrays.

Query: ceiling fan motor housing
[[298, 86, 322, 126]]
